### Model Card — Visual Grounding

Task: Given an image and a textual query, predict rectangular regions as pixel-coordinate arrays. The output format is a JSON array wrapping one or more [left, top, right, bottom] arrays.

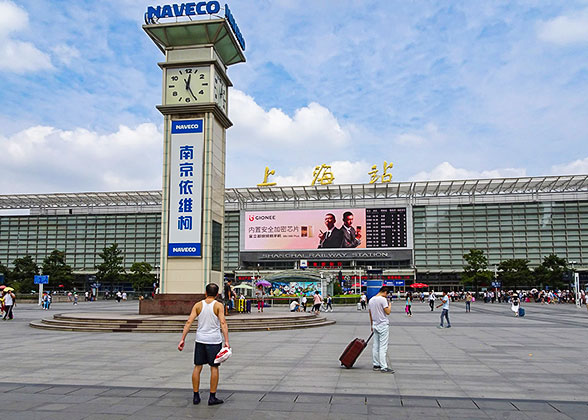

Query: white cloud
[[0, 1, 52, 72], [229, 89, 351, 150], [394, 123, 443, 146], [410, 162, 527, 181], [550, 157, 588, 175], [0, 123, 162, 194], [537, 11, 588, 45], [52, 44, 81, 66]]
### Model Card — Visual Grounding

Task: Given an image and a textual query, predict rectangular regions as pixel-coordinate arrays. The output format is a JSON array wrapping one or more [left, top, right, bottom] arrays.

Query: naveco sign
[[145, 2, 246, 50]]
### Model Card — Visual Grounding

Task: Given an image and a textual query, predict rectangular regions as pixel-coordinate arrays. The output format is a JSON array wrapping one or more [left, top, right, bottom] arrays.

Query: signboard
[[299, 260, 308, 269], [34, 275, 49, 285], [243, 208, 408, 251], [491, 281, 501, 288], [385, 280, 405, 287], [168, 119, 204, 257]]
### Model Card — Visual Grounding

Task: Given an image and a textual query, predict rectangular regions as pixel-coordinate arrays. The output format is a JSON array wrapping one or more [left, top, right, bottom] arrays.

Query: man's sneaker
[[373, 366, 381, 371], [380, 368, 394, 373], [446, 325, 451, 328], [208, 396, 224, 406], [437, 325, 444, 329]]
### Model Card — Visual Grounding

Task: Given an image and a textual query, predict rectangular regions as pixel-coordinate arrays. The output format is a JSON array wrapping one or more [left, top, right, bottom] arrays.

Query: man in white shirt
[[436, 290, 451, 328], [428, 291, 436, 311], [290, 299, 300, 312], [178, 283, 229, 406], [368, 286, 393, 373]]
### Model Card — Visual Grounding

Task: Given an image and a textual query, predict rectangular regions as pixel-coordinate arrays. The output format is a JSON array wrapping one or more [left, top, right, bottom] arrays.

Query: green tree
[[462, 249, 493, 294], [42, 250, 74, 290], [533, 254, 568, 289], [129, 262, 155, 295], [11, 255, 40, 293], [497, 259, 532, 290], [96, 244, 126, 290]]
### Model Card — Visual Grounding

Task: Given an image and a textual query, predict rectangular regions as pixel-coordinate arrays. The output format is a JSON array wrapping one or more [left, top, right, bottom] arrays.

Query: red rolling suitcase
[[339, 332, 373, 368]]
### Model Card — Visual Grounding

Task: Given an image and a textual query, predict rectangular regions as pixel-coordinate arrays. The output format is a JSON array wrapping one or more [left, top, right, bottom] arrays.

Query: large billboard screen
[[243, 208, 408, 251]]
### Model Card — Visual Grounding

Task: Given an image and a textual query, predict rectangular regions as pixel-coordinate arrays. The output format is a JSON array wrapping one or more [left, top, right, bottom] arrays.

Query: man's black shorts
[[194, 342, 222, 367]]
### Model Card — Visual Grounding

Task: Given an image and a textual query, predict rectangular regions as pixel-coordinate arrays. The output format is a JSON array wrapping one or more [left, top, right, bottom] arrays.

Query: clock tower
[[141, 7, 245, 313]]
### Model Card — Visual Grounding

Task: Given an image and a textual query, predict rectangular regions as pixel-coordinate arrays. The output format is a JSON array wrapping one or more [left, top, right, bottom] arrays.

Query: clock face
[[165, 66, 210, 105], [213, 73, 227, 112]]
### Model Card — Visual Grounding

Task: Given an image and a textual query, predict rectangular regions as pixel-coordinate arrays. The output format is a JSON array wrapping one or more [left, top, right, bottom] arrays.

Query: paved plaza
[[2, 299, 588, 419]]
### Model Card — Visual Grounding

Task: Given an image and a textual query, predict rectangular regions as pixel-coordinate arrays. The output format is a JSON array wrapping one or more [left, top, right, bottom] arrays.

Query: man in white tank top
[[178, 283, 229, 406]]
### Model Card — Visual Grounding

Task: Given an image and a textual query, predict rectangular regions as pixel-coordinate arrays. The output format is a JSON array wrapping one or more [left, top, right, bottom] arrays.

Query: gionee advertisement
[[243, 208, 408, 251]]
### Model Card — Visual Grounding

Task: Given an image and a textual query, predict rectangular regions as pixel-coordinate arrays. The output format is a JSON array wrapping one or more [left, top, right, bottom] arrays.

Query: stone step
[[29, 317, 335, 333]]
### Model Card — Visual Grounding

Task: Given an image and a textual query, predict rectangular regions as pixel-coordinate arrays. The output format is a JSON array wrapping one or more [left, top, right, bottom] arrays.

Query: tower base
[[139, 293, 205, 315]]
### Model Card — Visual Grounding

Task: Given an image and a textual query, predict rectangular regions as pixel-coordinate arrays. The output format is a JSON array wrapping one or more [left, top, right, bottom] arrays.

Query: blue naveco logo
[[145, 2, 245, 51], [145, 2, 221, 24]]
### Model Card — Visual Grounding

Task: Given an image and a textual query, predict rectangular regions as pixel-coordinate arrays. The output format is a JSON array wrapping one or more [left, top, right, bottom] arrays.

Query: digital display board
[[243, 208, 408, 251]]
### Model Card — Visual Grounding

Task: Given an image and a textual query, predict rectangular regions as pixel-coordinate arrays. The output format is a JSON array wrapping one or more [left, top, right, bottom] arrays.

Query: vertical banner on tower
[[168, 119, 204, 257]]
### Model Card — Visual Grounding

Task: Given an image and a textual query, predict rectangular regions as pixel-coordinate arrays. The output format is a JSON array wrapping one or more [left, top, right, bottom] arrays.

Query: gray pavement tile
[[0, 383, 25, 392], [209, 409, 254, 419], [36, 403, 70, 411], [66, 387, 110, 396], [132, 404, 177, 417], [326, 414, 368, 420], [38, 386, 82, 395], [99, 404, 147, 415], [256, 401, 295, 411], [82, 415, 129, 420], [154, 396, 192, 407], [0, 411, 43, 420], [367, 395, 402, 406], [10, 385, 53, 394], [1, 392, 57, 403], [549, 402, 588, 420], [99, 387, 142, 397], [330, 403, 368, 415], [520, 412, 575, 420], [41, 412, 88, 420], [483, 410, 531, 420], [87, 396, 126, 405], [401, 397, 440, 407], [294, 394, 331, 403], [442, 408, 491, 418], [474, 400, 519, 410], [437, 398, 478, 409], [245, 411, 292, 420], [123, 396, 160, 406], [291, 402, 331, 413], [259, 392, 297, 402], [331, 395, 365, 404], [130, 388, 171, 398], [510, 401, 559, 412], [3, 400, 44, 411], [54, 394, 98, 403], [224, 392, 264, 401]]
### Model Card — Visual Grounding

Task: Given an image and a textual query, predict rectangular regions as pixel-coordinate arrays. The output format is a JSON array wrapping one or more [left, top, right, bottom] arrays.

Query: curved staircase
[[29, 311, 335, 333]]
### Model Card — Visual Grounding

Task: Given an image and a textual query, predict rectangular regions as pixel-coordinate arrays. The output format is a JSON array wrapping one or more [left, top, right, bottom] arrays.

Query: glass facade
[[0, 213, 161, 272], [413, 201, 587, 271]]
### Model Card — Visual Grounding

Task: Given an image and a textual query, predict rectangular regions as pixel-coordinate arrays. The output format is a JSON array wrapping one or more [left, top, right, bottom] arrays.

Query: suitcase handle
[[365, 332, 374, 344]]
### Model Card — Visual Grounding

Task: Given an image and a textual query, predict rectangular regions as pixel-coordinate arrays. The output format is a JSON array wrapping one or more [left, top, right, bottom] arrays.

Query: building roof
[[0, 175, 586, 209]]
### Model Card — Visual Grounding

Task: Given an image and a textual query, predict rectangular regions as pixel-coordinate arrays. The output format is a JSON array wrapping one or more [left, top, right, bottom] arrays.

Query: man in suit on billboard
[[318, 213, 344, 248], [341, 211, 361, 248]]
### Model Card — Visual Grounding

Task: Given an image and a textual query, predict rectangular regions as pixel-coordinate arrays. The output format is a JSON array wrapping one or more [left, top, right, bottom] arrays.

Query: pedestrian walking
[[428, 291, 436, 311], [178, 283, 229, 406], [465, 292, 472, 312], [2, 289, 15, 320], [255, 285, 264, 313], [116, 291, 122, 302], [368, 286, 394, 373], [325, 294, 333, 312], [301, 295, 307, 312], [223, 280, 233, 316], [360, 292, 367, 310], [405, 292, 412, 317], [313, 291, 322, 314], [436, 291, 451, 328]]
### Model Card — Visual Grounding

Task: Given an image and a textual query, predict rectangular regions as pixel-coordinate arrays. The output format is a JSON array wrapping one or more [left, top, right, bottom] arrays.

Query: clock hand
[[185, 73, 191, 90], [187, 84, 198, 101]]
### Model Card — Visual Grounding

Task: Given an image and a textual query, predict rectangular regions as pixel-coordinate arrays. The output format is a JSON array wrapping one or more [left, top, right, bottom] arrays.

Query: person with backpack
[[2, 289, 15, 320]]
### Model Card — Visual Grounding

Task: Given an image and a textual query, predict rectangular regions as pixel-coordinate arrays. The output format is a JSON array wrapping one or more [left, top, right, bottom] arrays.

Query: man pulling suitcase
[[368, 286, 394, 373]]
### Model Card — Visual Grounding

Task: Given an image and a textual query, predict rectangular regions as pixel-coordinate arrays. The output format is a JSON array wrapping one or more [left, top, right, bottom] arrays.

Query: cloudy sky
[[0, 0, 587, 194]]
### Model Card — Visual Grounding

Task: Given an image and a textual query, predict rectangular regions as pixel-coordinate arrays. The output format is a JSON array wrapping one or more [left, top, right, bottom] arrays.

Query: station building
[[0, 174, 586, 288]]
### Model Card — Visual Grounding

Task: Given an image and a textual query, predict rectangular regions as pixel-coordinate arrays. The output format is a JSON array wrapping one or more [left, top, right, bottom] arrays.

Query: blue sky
[[0, 0, 587, 193]]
